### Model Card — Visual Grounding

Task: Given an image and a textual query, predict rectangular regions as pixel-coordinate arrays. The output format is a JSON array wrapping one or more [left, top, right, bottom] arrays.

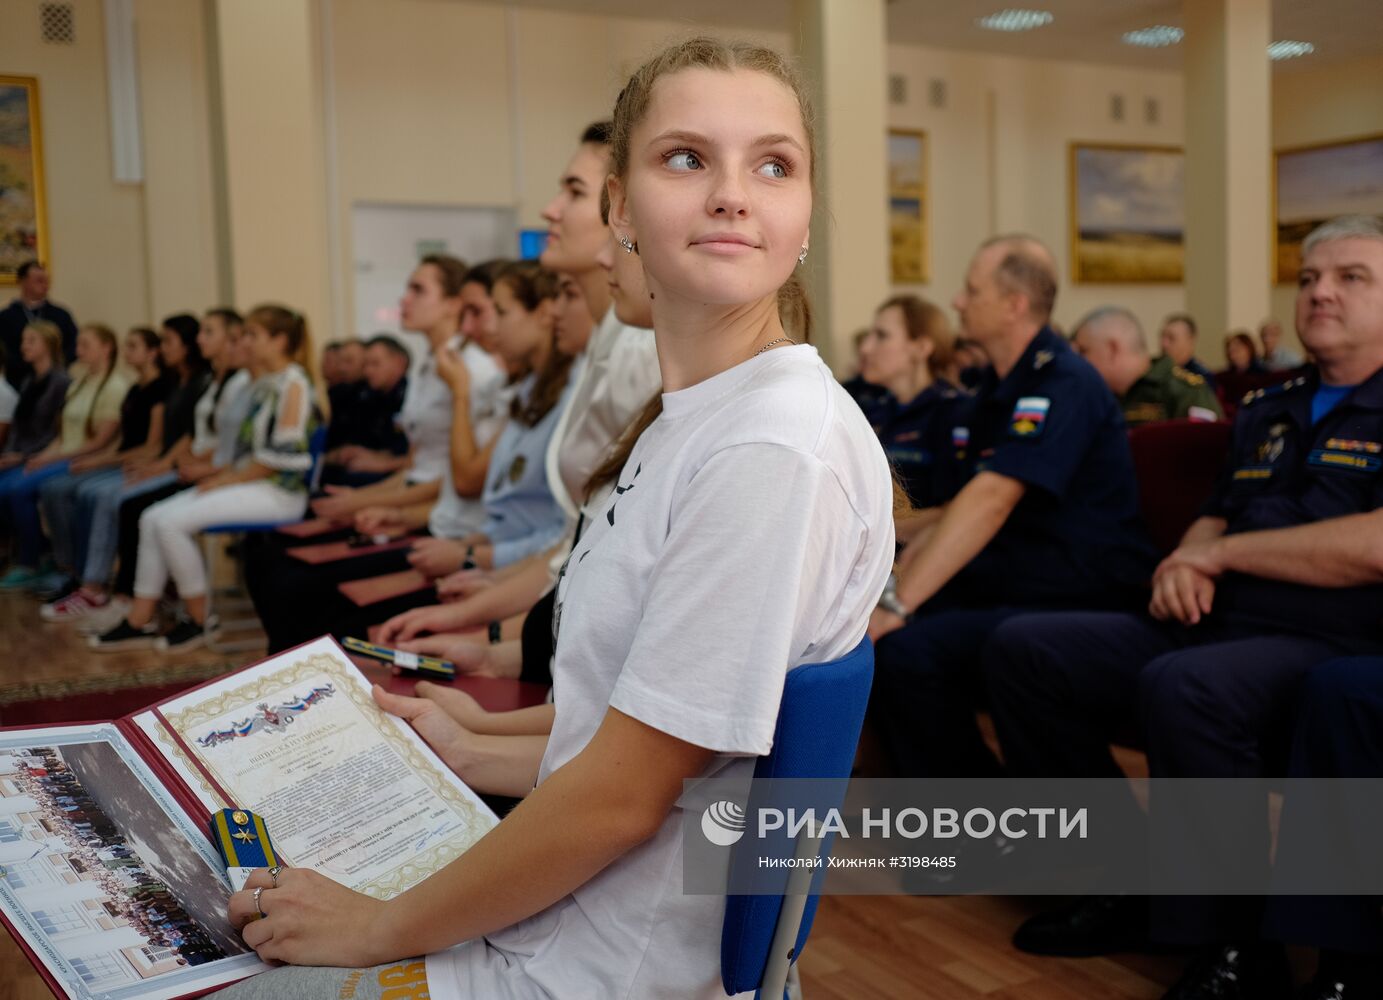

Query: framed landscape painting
[[1069, 142, 1184, 283], [888, 128, 928, 284], [0, 75, 47, 284], [1275, 134, 1383, 283]]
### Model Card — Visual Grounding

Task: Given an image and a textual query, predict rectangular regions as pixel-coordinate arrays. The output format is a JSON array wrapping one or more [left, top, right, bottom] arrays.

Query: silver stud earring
[[797, 246, 809, 265], [618, 234, 636, 255]]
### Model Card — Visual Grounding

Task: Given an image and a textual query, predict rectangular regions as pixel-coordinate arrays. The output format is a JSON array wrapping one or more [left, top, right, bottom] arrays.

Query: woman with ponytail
[[221, 37, 892, 1000], [91, 304, 319, 652], [0, 323, 129, 590]]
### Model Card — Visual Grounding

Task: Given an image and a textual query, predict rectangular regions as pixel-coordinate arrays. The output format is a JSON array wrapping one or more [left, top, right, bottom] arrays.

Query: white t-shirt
[[0, 377, 18, 425], [400, 336, 505, 486], [426, 344, 894, 999], [544, 307, 661, 519], [426, 340, 510, 538]]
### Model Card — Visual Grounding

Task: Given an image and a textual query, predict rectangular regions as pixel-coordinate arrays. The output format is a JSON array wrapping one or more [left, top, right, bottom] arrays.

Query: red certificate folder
[[0, 636, 547, 999]]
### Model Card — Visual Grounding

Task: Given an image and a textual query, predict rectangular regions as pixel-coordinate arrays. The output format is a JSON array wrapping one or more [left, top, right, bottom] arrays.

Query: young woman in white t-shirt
[[223, 38, 894, 1000]]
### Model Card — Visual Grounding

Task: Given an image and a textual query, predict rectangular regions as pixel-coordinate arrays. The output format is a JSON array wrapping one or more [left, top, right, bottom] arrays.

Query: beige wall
[[886, 43, 1186, 347], [0, 0, 149, 331], [5, 0, 1379, 356], [1270, 54, 1383, 342]]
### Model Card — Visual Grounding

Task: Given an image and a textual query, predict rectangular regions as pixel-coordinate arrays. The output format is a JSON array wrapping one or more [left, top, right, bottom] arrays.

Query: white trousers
[[134, 482, 307, 601]]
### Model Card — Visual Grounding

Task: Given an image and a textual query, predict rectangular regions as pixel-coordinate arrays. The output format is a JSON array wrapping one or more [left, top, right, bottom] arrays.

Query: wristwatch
[[877, 573, 911, 619]]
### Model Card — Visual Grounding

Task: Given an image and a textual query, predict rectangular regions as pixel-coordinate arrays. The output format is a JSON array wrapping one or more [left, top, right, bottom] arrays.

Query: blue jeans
[[0, 459, 71, 567], [77, 470, 180, 587], [38, 466, 120, 572]]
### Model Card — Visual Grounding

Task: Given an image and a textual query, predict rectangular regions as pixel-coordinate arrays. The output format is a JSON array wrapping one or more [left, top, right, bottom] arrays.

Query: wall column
[[791, 0, 889, 372], [211, 0, 333, 338], [1182, 0, 1272, 339]]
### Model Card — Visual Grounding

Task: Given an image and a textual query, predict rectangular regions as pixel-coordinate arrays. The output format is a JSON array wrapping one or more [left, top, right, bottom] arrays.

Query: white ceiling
[[481, 0, 1383, 73]]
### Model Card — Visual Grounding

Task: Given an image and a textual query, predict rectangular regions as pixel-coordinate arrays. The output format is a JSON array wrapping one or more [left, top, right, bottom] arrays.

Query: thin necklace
[[755, 337, 793, 356]]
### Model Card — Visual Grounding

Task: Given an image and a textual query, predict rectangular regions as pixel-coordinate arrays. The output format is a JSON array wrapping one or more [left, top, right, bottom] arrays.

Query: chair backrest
[[1128, 419, 1233, 554], [720, 637, 874, 998], [306, 425, 330, 494]]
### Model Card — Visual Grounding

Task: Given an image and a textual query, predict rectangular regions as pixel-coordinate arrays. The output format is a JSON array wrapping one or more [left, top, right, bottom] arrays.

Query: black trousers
[[113, 481, 187, 595], [1262, 656, 1383, 955], [243, 532, 433, 652], [982, 610, 1380, 945]]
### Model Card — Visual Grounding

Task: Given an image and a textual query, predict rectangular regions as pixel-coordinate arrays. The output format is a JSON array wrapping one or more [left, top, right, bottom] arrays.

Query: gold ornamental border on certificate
[[161, 652, 496, 899]]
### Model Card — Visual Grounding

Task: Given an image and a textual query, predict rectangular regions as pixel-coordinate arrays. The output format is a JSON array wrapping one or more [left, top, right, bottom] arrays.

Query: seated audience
[[981, 215, 1383, 999], [1259, 317, 1305, 371], [0, 323, 70, 481], [0, 323, 128, 591], [1222, 329, 1267, 375], [856, 294, 964, 508], [1159, 311, 1217, 387], [93, 305, 319, 652], [952, 335, 989, 388], [0, 261, 78, 388], [38, 326, 170, 616], [77, 313, 242, 634], [245, 257, 507, 652], [319, 339, 363, 388], [1072, 306, 1222, 425], [866, 235, 1156, 779], [321, 334, 411, 486]]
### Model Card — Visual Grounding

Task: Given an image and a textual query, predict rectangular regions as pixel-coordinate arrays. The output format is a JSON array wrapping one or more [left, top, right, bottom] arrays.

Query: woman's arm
[[378, 553, 557, 643], [229, 706, 713, 967]]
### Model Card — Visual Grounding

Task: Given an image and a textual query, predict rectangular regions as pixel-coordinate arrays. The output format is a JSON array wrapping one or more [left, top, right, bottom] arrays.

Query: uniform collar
[[981, 326, 1064, 404], [1337, 361, 1383, 411]]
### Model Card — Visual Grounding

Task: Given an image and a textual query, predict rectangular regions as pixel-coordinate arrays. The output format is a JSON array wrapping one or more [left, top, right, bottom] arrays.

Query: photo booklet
[[0, 636, 498, 1000]]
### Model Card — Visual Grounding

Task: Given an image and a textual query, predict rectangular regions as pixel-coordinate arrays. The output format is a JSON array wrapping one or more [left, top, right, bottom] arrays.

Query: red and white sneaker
[[41, 589, 109, 623]]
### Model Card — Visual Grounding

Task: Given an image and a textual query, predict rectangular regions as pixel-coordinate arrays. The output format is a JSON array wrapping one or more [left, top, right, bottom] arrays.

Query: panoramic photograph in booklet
[[0, 727, 266, 1000]]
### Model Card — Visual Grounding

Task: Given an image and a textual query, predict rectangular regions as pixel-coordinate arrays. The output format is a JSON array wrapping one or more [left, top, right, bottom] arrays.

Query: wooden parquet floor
[[0, 587, 1197, 999]]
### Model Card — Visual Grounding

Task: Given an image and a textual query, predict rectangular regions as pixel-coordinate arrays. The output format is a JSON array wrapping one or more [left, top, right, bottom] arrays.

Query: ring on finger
[[253, 886, 266, 919], [268, 864, 284, 888]]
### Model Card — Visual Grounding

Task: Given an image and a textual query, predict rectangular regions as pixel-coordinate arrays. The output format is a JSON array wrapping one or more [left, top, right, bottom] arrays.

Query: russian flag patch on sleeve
[[1010, 396, 1050, 437]]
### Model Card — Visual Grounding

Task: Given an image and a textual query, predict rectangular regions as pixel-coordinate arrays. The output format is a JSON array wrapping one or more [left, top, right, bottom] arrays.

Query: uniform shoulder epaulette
[[1171, 365, 1205, 387], [1242, 375, 1309, 407]]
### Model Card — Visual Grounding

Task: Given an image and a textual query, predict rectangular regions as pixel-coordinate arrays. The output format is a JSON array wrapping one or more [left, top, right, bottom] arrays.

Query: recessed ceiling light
[[1268, 39, 1315, 60], [976, 9, 1054, 32], [1122, 25, 1184, 48]]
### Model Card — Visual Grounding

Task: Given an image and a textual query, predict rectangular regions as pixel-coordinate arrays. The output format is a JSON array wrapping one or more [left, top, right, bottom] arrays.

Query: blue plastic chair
[[721, 637, 874, 999], [201, 426, 329, 650]]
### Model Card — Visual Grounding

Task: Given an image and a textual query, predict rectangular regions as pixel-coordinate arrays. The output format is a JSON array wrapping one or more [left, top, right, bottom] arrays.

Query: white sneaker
[[41, 589, 108, 623], [77, 597, 131, 636]]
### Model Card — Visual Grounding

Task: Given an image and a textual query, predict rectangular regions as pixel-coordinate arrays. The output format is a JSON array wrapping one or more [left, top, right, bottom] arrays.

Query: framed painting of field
[[1069, 142, 1184, 283], [0, 75, 47, 285], [888, 128, 928, 284], [1275, 133, 1383, 284]]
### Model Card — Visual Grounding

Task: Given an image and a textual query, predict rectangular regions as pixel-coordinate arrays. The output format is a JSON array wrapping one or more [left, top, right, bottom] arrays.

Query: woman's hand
[[435, 568, 493, 601], [311, 485, 359, 520], [433, 345, 471, 395], [376, 603, 472, 644], [196, 471, 234, 493], [229, 866, 396, 967], [354, 506, 405, 536], [407, 538, 469, 579], [371, 683, 478, 774], [396, 635, 494, 679]]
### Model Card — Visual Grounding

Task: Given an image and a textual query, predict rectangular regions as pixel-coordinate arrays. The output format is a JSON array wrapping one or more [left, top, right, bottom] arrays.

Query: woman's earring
[[618, 234, 637, 255], [797, 246, 809, 265]]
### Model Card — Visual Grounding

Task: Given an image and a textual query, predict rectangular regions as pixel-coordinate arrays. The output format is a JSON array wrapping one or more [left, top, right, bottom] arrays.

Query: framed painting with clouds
[[1275, 134, 1383, 284], [0, 75, 47, 285], [1069, 142, 1184, 283]]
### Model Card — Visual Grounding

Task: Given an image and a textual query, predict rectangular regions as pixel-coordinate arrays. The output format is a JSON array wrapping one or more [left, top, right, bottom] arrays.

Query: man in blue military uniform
[[983, 215, 1383, 1000], [869, 234, 1156, 778]]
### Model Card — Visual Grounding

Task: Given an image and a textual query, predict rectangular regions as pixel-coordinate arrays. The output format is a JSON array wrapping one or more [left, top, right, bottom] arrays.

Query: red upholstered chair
[[1128, 419, 1233, 554]]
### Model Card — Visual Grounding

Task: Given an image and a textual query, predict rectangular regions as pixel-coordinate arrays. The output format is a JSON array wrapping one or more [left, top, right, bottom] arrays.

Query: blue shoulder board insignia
[[1242, 376, 1308, 407]]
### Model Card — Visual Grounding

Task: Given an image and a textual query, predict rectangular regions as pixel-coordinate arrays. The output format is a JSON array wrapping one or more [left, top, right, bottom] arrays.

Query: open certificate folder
[[0, 637, 497, 1000]]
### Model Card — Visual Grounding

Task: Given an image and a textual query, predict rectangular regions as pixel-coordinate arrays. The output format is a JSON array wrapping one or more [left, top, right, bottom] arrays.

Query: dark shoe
[[88, 618, 159, 652], [157, 614, 219, 652], [1297, 979, 1347, 1000], [1164, 944, 1291, 1000], [1013, 894, 1148, 956]]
